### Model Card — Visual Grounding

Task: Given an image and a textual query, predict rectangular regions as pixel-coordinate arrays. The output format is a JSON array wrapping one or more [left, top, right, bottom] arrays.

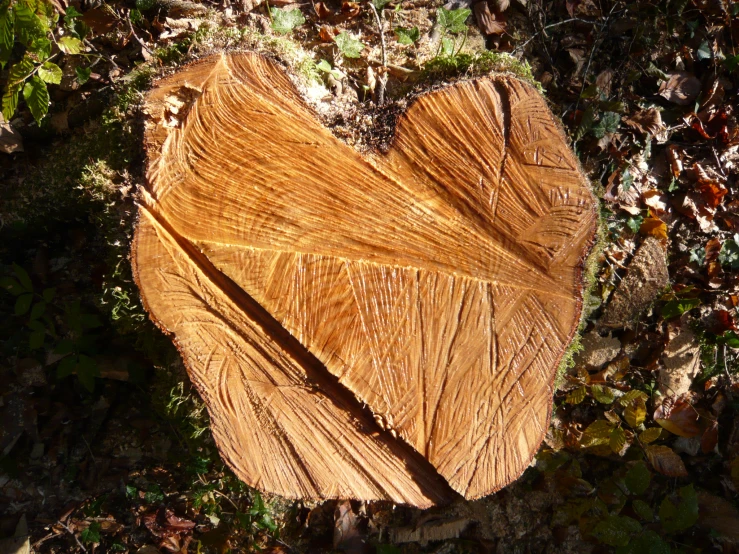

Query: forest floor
[[1, 0, 739, 552]]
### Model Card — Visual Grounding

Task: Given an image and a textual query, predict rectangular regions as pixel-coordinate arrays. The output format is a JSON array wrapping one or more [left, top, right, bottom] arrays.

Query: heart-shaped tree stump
[[133, 52, 597, 508]]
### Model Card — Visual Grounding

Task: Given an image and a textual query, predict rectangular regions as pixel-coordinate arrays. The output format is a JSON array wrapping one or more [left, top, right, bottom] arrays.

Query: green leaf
[[717, 331, 739, 349], [626, 215, 643, 234], [80, 521, 101, 544], [625, 461, 651, 495], [395, 26, 419, 45], [29, 300, 46, 320], [659, 484, 698, 533], [15, 293, 33, 315], [718, 238, 739, 269], [270, 7, 305, 34], [57, 355, 77, 378], [591, 385, 616, 404], [0, 2, 13, 68], [661, 297, 701, 319], [23, 75, 49, 124], [2, 88, 19, 121], [28, 35, 50, 57], [592, 111, 620, 138], [54, 338, 76, 355], [57, 35, 83, 54], [696, 41, 712, 61], [14, 1, 48, 45], [75, 66, 91, 84], [42, 287, 55, 302], [581, 420, 615, 447], [615, 530, 670, 554], [65, 5, 82, 18], [334, 31, 364, 58], [76, 354, 98, 392], [566, 385, 587, 405], [621, 168, 634, 192], [689, 246, 705, 265], [29, 329, 45, 350], [591, 515, 642, 547], [610, 426, 627, 453], [632, 499, 654, 522], [440, 36, 455, 57], [0, 276, 24, 296], [436, 7, 470, 34], [12, 263, 33, 291]]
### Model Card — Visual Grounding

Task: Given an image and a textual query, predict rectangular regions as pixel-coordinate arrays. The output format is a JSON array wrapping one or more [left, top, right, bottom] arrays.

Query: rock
[[0, 515, 30, 554], [659, 322, 700, 397], [601, 237, 669, 328], [575, 331, 621, 369]]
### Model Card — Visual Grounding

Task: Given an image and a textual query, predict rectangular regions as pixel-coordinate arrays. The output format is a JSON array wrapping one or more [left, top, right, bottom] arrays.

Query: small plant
[[1, 0, 92, 124], [269, 7, 305, 35], [334, 31, 364, 59], [394, 26, 419, 45], [434, 6, 471, 58]]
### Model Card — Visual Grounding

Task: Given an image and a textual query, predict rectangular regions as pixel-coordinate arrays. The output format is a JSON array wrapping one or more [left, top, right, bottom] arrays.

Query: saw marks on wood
[[133, 52, 597, 507]]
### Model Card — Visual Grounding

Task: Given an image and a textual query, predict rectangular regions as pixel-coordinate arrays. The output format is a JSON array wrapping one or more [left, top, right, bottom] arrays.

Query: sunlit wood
[[133, 52, 597, 507]]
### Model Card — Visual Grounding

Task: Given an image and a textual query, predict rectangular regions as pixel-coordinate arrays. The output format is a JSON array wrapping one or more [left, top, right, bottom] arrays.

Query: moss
[[422, 51, 542, 92]]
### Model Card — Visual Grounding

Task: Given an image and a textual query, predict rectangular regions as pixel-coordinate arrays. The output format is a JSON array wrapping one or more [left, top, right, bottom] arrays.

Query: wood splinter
[[132, 52, 597, 508]]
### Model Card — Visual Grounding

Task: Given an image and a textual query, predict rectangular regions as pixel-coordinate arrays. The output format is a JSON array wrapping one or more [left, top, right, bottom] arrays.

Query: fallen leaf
[[314, 2, 332, 18], [340, 2, 360, 18], [697, 490, 739, 540], [654, 396, 701, 438], [624, 107, 664, 137], [658, 72, 702, 106], [700, 420, 718, 453], [642, 189, 668, 215], [645, 445, 688, 477], [640, 217, 668, 242]]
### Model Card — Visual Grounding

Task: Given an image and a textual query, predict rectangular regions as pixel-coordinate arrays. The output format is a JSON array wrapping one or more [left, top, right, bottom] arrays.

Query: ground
[[1, 0, 738, 552]]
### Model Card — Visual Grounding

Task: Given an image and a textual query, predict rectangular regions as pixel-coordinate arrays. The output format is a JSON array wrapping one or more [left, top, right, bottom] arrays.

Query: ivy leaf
[[0, 1, 13, 68], [270, 7, 305, 34], [659, 485, 698, 533], [58, 35, 83, 54], [12, 263, 33, 292], [592, 111, 620, 138], [75, 66, 91, 84], [718, 238, 739, 269], [661, 297, 701, 319], [395, 26, 419, 45], [38, 61, 62, 84], [80, 521, 101, 544], [625, 215, 643, 234], [696, 41, 712, 61], [334, 31, 364, 58], [436, 7, 470, 34], [440, 36, 455, 57], [717, 331, 739, 348], [22, 75, 49, 124]]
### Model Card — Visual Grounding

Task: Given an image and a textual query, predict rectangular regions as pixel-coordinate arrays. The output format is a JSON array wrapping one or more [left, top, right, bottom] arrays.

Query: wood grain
[[133, 52, 597, 507]]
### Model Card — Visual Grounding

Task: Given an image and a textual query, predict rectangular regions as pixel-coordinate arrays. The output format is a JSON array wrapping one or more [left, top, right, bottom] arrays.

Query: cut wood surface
[[132, 52, 597, 507]]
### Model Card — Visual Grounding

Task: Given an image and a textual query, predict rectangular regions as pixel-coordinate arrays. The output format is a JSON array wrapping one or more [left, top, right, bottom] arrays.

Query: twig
[[369, 2, 387, 105], [59, 521, 87, 553], [514, 17, 602, 53], [126, 11, 154, 57]]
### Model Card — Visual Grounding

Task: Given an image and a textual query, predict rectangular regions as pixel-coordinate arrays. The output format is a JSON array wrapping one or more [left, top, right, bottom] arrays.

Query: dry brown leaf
[[645, 445, 688, 477], [697, 490, 739, 540], [473, 1, 506, 35], [642, 189, 668, 215], [654, 397, 701, 438], [624, 108, 664, 137], [340, 1, 360, 18], [659, 72, 702, 106]]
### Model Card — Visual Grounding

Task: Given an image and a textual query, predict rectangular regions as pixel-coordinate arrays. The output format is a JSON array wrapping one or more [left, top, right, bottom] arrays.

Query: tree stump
[[133, 52, 597, 508]]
